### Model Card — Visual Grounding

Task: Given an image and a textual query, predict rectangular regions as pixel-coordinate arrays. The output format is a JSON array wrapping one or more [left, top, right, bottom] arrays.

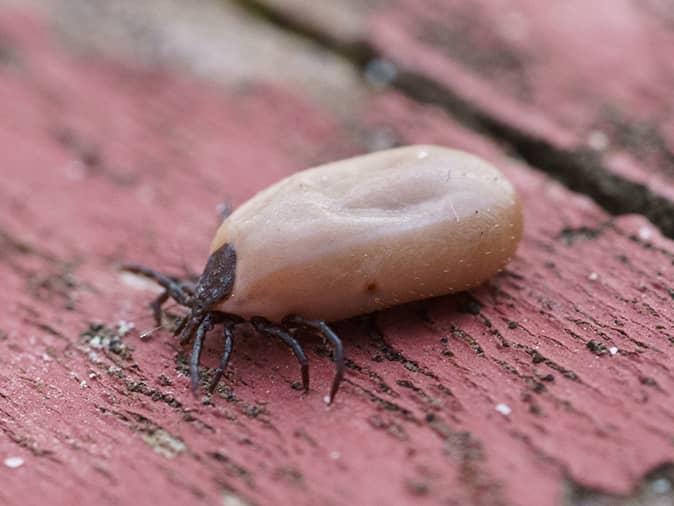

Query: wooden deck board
[[0, 3, 673, 506], [249, 0, 674, 235]]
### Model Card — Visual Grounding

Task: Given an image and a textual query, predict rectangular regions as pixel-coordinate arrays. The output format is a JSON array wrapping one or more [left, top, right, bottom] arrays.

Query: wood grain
[[0, 3, 672, 506]]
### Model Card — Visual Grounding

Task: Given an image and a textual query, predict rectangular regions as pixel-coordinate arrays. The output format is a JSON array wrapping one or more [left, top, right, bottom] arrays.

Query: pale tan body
[[211, 145, 523, 322]]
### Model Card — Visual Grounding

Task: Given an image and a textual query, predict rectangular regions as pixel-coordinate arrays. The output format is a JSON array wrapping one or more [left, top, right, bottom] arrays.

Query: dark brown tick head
[[177, 243, 237, 342]]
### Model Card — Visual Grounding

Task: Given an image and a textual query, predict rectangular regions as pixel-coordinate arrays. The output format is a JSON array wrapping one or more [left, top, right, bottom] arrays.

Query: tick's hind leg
[[251, 317, 310, 393], [284, 315, 344, 404]]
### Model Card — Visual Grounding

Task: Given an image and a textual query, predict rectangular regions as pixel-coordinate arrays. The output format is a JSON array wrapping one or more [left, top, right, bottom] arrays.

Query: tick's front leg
[[121, 264, 193, 307], [190, 313, 215, 393]]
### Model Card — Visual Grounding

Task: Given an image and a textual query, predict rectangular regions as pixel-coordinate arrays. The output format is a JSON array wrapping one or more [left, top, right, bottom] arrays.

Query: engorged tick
[[123, 145, 523, 404]]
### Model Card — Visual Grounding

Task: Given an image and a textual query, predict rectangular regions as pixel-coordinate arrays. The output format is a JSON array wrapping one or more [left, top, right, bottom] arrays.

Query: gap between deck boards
[[231, 0, 674, 239]]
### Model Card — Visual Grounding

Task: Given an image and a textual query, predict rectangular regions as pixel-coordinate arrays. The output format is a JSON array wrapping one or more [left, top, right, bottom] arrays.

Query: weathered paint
[[0, 5, 673, 506]]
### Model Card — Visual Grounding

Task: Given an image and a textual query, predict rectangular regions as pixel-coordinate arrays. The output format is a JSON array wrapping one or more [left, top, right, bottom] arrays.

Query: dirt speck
[[405, 478, 430, 496], [586, 340, 609, 356], [142, 429, 186, 459], [565, 463, 674, 505], [558, 225, 606, 245], [640, 376, 658, 388], [81, 322, 133, 359]]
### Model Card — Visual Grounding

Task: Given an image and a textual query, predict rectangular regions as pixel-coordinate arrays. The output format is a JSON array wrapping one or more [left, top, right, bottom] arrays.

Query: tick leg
[[251, 317, 309, 393], [208, 321, 235, 393], [284, 315, 344, 404], [178, 280, 196, 297], [173, 314, 188, 339], [190, 313, 215, 393], [178, 311, 205, 345], [122, 264, 192, 307], [149, 290, 169, 326]]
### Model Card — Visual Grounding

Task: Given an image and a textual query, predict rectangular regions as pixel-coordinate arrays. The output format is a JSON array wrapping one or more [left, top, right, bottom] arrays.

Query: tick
[[124, 145, 523, 403]]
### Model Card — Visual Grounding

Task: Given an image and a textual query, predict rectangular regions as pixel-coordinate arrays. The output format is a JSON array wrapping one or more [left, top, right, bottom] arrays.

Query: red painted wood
[[370, 0, 674, 203], [253, 0, 674, 205], [0, 6, 673, 506]]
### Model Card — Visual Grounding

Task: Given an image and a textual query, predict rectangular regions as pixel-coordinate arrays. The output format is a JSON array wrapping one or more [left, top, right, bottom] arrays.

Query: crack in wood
[[234, 0, 674, 239]]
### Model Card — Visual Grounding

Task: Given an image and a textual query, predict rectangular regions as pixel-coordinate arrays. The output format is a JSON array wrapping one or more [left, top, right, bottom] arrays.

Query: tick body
[[125, 145, 523, 403]]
